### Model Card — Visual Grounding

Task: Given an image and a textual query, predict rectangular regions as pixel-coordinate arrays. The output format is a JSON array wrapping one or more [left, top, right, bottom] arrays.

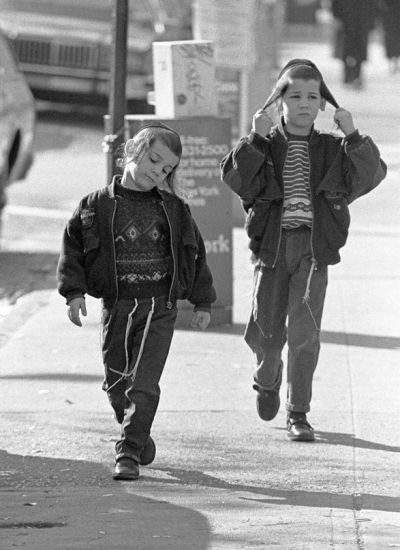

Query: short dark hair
[[278, 64, 323, 96], [262, 59, 339, 110]]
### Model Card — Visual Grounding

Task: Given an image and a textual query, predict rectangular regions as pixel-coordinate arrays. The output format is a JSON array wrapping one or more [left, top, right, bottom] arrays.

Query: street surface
[[0, 30, 399, 550]]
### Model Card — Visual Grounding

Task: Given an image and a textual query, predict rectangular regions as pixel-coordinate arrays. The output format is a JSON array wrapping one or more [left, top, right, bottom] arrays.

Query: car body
[[0, 0, 192, 111], [0, 27, 35, 213]]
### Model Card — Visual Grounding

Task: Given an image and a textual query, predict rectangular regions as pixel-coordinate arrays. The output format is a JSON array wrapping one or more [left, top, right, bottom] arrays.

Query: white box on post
[[152, 40, 218, 118]]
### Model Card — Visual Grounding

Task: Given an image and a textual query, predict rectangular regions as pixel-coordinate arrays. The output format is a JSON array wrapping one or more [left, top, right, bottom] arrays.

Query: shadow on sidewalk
[[321, 330, 400, 349], [0, 450, 211, 549], [273, 428, 400, 454], [0, 252, 58, 302], [314, 431, 400, 453], [206, 324, 400, 350], [151, 467, 400, 514]]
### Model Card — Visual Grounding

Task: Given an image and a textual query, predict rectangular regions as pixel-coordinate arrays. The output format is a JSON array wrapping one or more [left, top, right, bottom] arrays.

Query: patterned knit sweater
[[113, 183, 171, 299], [282, 133, 312, 229]]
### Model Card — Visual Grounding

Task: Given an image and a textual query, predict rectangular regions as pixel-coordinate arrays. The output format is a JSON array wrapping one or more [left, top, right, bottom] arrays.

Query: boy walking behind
[[220, 59, 386, 441], [57, 122, 216, 479]]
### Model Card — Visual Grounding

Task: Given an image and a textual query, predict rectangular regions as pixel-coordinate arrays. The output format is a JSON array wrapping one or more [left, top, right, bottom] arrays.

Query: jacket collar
[[107, 175, 176, 203], [107, 175, 120, 199], [270, 119, 321, 145]]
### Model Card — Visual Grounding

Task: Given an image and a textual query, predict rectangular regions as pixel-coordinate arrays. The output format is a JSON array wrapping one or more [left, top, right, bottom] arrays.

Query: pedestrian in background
[[378, 0, 400, 73], [57, 122, 216, 480], [331, 0, 377, 88], [220, 59, 386, 441]]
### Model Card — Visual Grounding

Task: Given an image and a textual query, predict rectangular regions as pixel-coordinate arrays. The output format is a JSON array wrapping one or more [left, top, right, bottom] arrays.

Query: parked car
[[0, 0, 192, 113], [0, 28, 35, 222]]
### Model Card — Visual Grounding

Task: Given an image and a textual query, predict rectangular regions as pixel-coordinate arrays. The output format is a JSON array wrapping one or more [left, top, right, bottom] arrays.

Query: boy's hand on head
[[252, 109, 274, 137], [333, 108, 356, 136], [67, 297, 87, 327], [190, 311, 211, 331]]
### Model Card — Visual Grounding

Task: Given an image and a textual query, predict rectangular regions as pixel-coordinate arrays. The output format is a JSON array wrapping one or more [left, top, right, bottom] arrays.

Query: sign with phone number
[[124, 115, 233, 326]]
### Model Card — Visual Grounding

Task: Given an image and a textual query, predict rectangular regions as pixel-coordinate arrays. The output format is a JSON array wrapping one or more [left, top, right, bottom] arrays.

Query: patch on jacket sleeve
[[80, 208, 95, 229]]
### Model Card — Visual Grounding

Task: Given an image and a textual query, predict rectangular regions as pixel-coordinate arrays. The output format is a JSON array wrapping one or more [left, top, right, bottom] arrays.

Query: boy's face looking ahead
[[278, 78, 326, 136], [125, 139, 180, 192]]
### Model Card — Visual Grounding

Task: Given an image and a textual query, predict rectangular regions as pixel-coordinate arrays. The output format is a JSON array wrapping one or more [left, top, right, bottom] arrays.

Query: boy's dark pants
[[253, 227, 328, 414], [101, 297, 177, 462]]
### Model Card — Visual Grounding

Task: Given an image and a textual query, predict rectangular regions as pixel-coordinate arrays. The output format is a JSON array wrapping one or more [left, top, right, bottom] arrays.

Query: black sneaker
[[255, 389, 280, 421], [287, 413, 315, 442], [113, 457, 140, 480]]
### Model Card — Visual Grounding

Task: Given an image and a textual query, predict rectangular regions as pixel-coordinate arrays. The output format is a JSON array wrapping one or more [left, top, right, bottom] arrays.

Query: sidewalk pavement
[[0, 224, 399, 549], [1, 36, 400, 550]]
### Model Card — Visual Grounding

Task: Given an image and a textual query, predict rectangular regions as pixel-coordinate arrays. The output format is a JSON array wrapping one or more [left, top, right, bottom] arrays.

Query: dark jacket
[[57, 178, 216, 312], [221, 124, 386, 351], [221, 126, 386, 267]]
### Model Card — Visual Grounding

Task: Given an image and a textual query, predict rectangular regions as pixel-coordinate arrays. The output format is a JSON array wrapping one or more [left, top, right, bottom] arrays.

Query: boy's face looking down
[[278, 78, 326, 136], [125, 139, 180, 192]]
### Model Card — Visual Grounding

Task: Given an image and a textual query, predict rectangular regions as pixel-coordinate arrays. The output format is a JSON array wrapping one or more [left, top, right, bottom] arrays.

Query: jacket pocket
[[245, 198, 274, 254], [321, 193, 350, 249], [83, 233, 100, 255]]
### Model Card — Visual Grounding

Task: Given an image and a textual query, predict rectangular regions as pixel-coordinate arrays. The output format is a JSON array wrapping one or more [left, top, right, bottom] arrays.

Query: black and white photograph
[[0, 0, 398, 548]]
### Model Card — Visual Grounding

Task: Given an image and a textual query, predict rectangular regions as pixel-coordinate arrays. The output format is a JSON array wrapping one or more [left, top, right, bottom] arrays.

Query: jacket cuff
[[248, 131, 268, 150], [193, 304, 211, 314], [343, 129, 360, 145], [66, 293, 85, 305]]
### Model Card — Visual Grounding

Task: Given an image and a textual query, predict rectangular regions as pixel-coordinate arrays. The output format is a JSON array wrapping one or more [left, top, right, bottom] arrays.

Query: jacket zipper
[[308, 145, 316, 264], [111, 201, 119, 306], [272, 222, 282, 269], [162, 201, 175, 309], [272, 141, 287, 268]]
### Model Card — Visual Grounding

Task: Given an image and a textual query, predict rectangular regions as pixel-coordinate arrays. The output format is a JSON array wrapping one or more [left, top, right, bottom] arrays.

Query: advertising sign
[[193, 0, 257, 68], [124, 115, 233, 326], [152, 40, 218, 118], [215, 66, 241, 143]]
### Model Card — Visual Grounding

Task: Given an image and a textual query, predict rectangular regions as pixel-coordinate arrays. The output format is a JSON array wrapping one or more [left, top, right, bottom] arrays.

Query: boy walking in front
[[221, 59, 386, 441]]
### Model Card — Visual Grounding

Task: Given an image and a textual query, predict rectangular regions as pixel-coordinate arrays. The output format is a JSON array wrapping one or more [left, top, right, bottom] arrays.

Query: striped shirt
[[282, 135, 313, 229]]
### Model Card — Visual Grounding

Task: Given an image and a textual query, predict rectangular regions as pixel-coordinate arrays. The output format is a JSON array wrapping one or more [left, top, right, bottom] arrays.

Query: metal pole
[[239, 68, 249, 137], [105, 0, 128, 183]]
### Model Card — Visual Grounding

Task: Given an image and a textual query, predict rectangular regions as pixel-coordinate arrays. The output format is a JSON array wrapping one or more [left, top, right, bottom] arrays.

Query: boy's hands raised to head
[[334, 108, 356, 136], [67, 296, 87, 327], [252, 109, 275, 137], [191, 310, 211, 331]]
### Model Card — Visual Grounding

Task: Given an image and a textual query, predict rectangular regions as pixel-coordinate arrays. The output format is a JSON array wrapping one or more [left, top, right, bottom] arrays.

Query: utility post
[[105, 0, 128, 183]]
